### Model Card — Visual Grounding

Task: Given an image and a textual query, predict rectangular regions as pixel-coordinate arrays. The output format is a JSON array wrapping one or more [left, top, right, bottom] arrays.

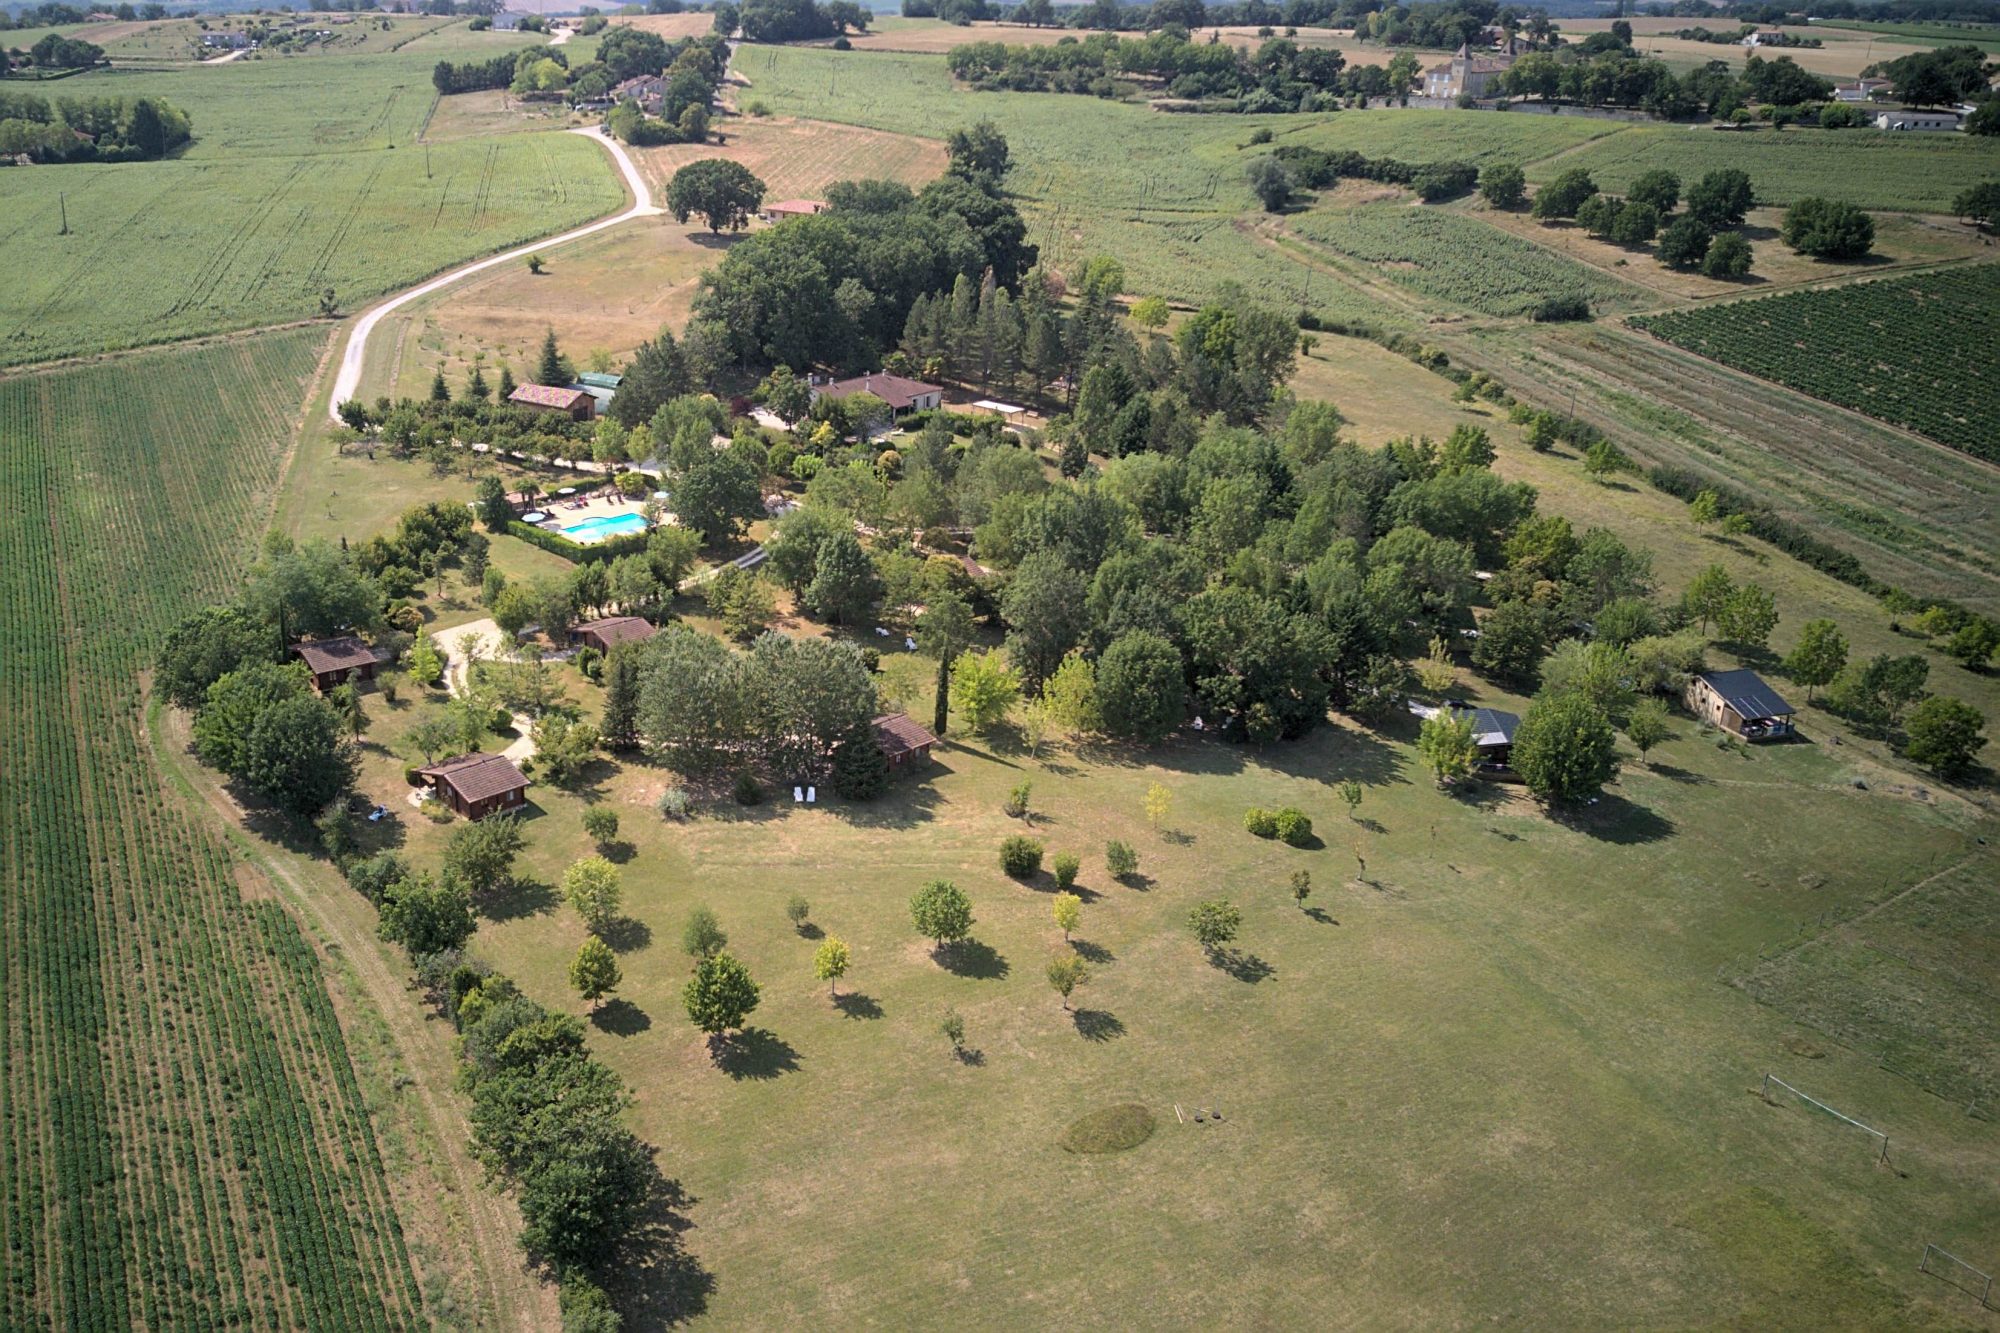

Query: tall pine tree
[[611, 330, 692, 428], [601, 648, 642, 751], [536, 327, 567, 387]]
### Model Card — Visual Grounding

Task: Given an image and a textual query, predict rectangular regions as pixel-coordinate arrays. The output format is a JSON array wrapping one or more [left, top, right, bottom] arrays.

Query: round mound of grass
[[1059, 1103, 1156, 1155]]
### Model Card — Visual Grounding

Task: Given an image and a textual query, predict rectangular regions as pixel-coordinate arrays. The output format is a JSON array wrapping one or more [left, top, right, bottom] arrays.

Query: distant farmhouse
[[1742, 29, 1786, 47], [199, 30, 252, 49], [489, 10, 531, 30], [761, 199, 828, 222], [611, 74, 665, 113], [1423, 38, 1520, 101], [1832, 77, 1891, 103]]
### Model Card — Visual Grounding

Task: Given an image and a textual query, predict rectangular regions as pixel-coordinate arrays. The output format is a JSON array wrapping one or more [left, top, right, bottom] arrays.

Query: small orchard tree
[[940, 1006, 966, 1055], [1418, 710, 1476, 788], [1105, 840, 1139, 881], [683, 951, 760, 1041], [570, 935, 621, 1011], [999, 835, 1043, 879], [1290, 870, 1312, 910], [560, 855, 622, 932], [1052, 891, 1081, 941], [813, 936, 851, 997], [1046, 953, 1089, 1011], [581, 804, 619, 849], [682, 904, 727, 962], [1051, 851, 1080, 890], [1187, 900, 1242, 957], [786, 894, 812, 932], [1625, 697, 1672, 764], [910, 879, 973, 950], [1339, 779, 1363, 820], [1143, 781, 1171, 833]]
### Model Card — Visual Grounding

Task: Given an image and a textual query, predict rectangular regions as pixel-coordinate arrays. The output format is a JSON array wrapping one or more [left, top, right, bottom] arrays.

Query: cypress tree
[[600, 648, 641, 751], [429, 369, 451, 402], [536, 328, 566, 387], [829, 720, 889, 801]]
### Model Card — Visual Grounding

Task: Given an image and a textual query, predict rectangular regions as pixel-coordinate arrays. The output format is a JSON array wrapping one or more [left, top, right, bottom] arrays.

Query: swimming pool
[[560, 512, 650, 544]]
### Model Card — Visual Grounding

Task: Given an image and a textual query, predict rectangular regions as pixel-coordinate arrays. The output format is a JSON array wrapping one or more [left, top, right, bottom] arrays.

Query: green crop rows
[[0, 329, 425, 1327], [1632, 265, 2000, 461], [0, 48, 623, 367], [1287, 206, 1646, 317]]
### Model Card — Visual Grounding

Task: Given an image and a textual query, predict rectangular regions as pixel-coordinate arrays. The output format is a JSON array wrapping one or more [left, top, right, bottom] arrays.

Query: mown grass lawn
[[347, 637, 1997, 1327]]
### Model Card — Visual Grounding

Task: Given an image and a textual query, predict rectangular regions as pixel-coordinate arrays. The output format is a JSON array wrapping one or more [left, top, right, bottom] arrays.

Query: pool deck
[[532, 486, 663, 542]]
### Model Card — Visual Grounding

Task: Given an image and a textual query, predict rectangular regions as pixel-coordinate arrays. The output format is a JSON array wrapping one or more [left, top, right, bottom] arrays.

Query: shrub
[[1244, 807, 1279, 838], [1003, 778, 1032, 819], [999, 835, 1044, 879], [1273, 807, 1313, 847], [657, 786, 691, 819], [1105, 839, 1139, 880], [732, 771, 763, 806], [1052, 851, 1080, 890]]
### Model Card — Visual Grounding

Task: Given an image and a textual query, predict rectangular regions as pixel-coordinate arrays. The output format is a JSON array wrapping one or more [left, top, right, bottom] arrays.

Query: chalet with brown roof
[[872, 712, 938, 769], [571, 616, 657, 653], [417, 752, 529, 820], [290, 636, 383, 692], [811, 372, 943, 420], [509, 383, 595, 421]]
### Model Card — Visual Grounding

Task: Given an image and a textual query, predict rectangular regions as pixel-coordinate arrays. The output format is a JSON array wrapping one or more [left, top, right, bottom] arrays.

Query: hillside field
[[0, 43, 622, 367], [0, 329, 431, 1327]]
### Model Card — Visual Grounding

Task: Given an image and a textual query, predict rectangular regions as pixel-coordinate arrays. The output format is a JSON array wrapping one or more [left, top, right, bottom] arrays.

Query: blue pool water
[[561, 512, 649, 543]]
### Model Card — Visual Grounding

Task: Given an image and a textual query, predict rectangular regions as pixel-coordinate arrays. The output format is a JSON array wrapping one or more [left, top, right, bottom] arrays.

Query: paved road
[[325, 126, 661, 421]]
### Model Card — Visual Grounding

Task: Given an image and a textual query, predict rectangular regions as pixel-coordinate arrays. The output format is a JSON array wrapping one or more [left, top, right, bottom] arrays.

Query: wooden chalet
[[417, 752, 529, 820], [1685, 669, 1795, 741], [871, 712, 938, 769], [290, 636, 382, 692], [570, 616, 656, 654]]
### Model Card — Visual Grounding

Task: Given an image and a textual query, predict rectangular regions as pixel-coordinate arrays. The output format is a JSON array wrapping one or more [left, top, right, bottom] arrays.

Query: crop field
[[0, 52, 622, 366], [84, 13, 461, 62], [735, 46, 1620, 317], [1631, 265, 2000, 463], [0, 329, 426, 1327], [1287, 203, 1648, 317], [1812, 19, 2000, 52], [844, 15, 1406, 63], [1525, 124, 2000, 214]]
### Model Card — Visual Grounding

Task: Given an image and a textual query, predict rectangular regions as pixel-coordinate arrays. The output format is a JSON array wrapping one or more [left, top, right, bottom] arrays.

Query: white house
[[1832, 77, 1890, 103]]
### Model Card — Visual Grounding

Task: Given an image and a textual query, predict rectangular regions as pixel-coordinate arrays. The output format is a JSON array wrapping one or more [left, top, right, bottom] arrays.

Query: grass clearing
[[0, 329, 428, 1326], [1059, 1104, 1157, 1153], [1630, 265, 2000, 461], [1525, 123, 2000, 214]]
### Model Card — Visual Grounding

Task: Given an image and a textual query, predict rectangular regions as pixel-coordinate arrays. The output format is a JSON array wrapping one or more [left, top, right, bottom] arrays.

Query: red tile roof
[[871, 712, 938, 759], [419, 752, 528, 804], [509, 384, 591, 410], [291, 636, 379, 675], [818, 373, 942, 411]]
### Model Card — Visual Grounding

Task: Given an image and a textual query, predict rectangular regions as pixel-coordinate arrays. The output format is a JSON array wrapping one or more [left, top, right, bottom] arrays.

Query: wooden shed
[[871, 712, 938, 769], [418, 752, 529, 820], [570, 616, 656, 654], [290, 636, 382, 693], [1685, 669, 1795, 741]]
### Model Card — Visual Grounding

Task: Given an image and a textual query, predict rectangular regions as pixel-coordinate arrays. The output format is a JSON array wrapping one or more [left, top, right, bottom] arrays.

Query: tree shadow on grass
[[1570, 793, 1675, 845], [1646, 763, 1711, 785], [713, 1027, 801, 1081], [794, 921, 824, 940], [937, 939, 1009, 980], [597, 915, 652, 952], [1070, 938, 1115, 964], [592, 998, 651, 1036], [952, 1046, 987, 1067], [481, 876, 558, 922], [605, 1171, 714, 1330], [1209, 948, 1276, 984], [831, 991, 883, 1021], [1303, 907, 1339, 926], [1071, 1007, 1125, 1042], [602, 839, 639, 865]]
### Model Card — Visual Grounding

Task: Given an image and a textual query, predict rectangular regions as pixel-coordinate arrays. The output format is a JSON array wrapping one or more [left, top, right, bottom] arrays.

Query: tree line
[[0, 87, 190, 162]]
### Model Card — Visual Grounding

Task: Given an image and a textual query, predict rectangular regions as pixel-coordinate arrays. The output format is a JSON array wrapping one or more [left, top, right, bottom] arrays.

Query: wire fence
[[1761, 1074, 1890, 1163]]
